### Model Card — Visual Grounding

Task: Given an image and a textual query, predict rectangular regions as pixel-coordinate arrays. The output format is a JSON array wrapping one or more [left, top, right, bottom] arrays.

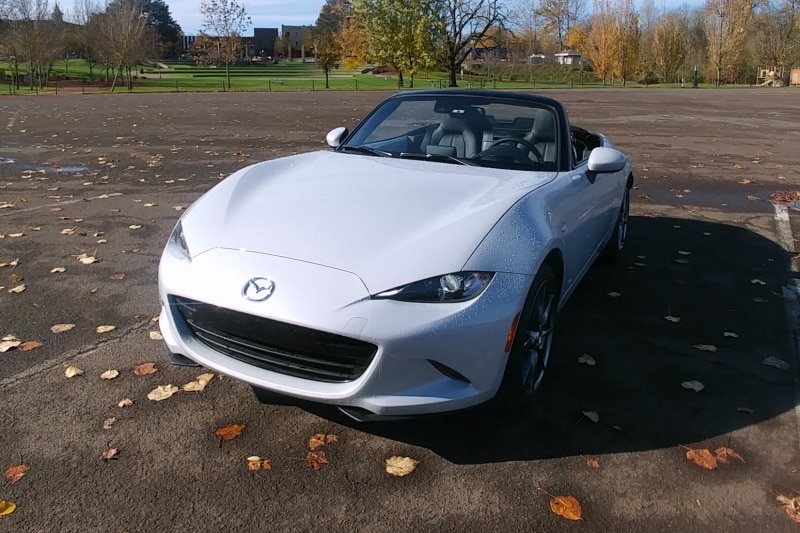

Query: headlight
[[373, 272, 494, 303], [169, 221, 191, 260]]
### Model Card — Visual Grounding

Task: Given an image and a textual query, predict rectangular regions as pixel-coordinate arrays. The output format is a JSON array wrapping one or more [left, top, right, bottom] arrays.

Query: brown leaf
[[776, 494, 800, 523], [147, 384, 178, 401], [95, 325, 116, 333], [246, 456, 272, 472], [685, 448, 718, 470], [100, 447, 119, 460], [714, 446, 744, 464], [385, 456, 419, 477], [549, 495, 583, 521], [133, 362, 157, 375], [18, 340, 43, 351], [51, 323, 75, 333], [305, 450, 329, 471], [9, 273, 22, 283], [109, 273, 126, 280], [100, 369, 119, 380], [586, 458, 600, 469], [117, 398, 134, 408], [308, 433, 339, 451], [4, 464, 29, 484], [215, 423, 246, 441]]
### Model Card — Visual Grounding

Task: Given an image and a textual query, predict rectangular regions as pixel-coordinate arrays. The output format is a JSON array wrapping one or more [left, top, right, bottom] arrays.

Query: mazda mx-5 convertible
[[158, 90, 633, 421]]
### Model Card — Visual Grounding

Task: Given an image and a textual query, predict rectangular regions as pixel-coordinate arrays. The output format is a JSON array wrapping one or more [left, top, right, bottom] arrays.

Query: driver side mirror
[[326, 127, 348, 148], [587, 147, 627, 173]]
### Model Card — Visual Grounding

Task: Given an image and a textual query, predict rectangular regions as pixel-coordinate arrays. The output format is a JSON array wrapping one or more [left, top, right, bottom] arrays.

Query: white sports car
[[158, 90, 633, 420]]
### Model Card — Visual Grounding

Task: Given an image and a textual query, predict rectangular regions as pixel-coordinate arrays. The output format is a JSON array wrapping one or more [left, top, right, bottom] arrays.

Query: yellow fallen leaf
[[118, 398, 134, 407], [65, 364, 84, 378], [147, 384, 178, 401], [385, 456, 419, 477], [182, 372, 214, 392], [149, 330, 163, 341], [100, 369, 119, 380], [51, 323, 76, 333], [0, 340, 21, 352], [0, 499, 16, 517], [128, 224, 142, 230], [549, 495, 583, 521], [50, 266, 66, 273], [7, 284, 25, 293], [76, 253, 98, 264], [96, 325, 116, 333]]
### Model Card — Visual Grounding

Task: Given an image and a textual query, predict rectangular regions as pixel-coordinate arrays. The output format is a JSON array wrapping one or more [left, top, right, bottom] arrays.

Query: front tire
[[500, 264, 559, 407], [603, 187, 630, 260]]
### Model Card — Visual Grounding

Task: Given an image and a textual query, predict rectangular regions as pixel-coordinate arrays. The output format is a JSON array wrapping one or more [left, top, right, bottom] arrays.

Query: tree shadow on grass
[[295, 215, 796, 464]]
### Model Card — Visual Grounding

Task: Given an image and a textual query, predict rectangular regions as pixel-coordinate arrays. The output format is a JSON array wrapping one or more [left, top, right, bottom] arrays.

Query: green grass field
[[0, 58, 732, 95]]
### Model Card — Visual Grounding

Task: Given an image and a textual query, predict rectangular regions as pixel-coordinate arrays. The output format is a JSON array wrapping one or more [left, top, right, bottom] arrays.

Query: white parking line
[[0, 192, 123, 218], [6, 111, 18, 130], [773, 203, 800, 445]]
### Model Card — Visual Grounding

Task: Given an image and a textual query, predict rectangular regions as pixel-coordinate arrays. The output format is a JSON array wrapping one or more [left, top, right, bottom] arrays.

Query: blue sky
[[166, 0, 703, 37]]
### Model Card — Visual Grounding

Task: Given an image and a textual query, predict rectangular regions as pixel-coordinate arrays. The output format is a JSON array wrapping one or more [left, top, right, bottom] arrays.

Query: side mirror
[[587, 147, 627, 173], [326, 127, 348, 148]]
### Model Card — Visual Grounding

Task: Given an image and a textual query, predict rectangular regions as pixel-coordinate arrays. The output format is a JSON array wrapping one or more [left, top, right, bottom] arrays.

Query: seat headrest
[[532, 110, 556, 142]]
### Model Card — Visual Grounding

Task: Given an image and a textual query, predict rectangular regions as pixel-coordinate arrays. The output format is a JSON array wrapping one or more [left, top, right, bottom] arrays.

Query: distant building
[[182, 35, 196, 52], [246, 28, 279, 58], [280, 25, 313, 59], [554, 50, 582, 65]]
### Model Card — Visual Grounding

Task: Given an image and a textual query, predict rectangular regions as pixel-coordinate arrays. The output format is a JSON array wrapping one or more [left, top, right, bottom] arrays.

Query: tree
[[338, 13, 369, 68], [141, 0, 182, 58], [585, 0, 617, 86], [95, 0, 149, 91], [612, 0, 640, 86], [705, 0, 753, 86], [357, 0, 443, 87], [313, 0, 345, 88], [535, 0, 587, 49], [750, 0, 799, 72], [435, 0, 503, 86], [650, 12, 687, 82], [71, 0, 103, 82], [199, 0, 250, 88]]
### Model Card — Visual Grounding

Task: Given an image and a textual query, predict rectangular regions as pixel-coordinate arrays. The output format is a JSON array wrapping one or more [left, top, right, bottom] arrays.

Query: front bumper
[[159, 247, 528, 417]]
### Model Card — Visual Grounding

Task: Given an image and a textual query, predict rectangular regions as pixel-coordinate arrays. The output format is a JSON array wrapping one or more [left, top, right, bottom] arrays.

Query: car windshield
[[340, 95, 559, 172]]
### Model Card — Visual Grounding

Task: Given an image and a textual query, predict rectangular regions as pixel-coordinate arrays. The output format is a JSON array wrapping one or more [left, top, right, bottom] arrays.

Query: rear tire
[[499, 264, 559, 408]]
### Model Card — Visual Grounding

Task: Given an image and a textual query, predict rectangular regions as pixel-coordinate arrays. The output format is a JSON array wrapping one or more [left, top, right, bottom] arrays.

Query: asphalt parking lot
[[1, 88, 800, 532]]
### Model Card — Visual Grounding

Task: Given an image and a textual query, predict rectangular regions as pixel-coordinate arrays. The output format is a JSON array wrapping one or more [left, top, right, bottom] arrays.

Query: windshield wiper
[[339, 145, 391, 157], [397, 152, 475, 166]]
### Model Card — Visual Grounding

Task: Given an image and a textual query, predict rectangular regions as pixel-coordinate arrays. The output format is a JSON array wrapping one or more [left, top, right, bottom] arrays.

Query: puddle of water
[[0, 157, 91, 174]]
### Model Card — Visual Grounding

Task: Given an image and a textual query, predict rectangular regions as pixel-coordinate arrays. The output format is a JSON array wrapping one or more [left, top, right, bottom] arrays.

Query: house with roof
[[554, 50, 582, 65]]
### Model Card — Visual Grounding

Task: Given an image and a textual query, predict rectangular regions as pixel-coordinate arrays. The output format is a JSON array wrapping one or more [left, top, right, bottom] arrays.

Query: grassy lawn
[[0, 58, 746, 95]]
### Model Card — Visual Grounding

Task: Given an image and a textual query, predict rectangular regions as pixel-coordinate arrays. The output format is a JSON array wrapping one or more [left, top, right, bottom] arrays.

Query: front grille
[[170, 296, 377, 383]]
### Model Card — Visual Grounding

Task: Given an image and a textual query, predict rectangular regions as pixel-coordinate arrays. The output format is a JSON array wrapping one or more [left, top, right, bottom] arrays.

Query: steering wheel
[[487, 137, 544, 163]]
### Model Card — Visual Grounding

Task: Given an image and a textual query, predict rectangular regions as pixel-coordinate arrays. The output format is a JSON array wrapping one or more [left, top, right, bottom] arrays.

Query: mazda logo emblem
[[242, 277, 275, 302]]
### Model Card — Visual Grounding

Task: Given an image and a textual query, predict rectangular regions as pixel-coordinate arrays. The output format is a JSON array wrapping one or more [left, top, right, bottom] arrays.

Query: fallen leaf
[[549, 495, 583, 521], [4, 464, 29, 484], [0, 500, 16, 517], [685, 448, 718, 470], [664, 315, 681, 323], [762, 357, 790, 370], [7, 284, 25, 293], [674, 259, 691, 264], [681, 380, 705, 392], [305, 450, 330, 471], [586, 458, 600, 468], [246, 456, 272, 471], [385, 455, 419, 477], [776, 494, 800, 523], [103, 417, 116, 429], [582, 411, 600, 423], [100, 447, 119, 461], [9, 273, 22, 283], [50, 267, 66, 273], [692, 344, 717, 352], [753, 297, 768, 303], [723, 332, 738, 338], [18, 340, 43, 351], [677, 250, 691, 255], [128, 224, 142, 230], [117, 398, 134, 407], [65, 365, 84, 378], [737, 407, 754, 414], [750, 278, 766, 285], [607, 291, 621, 297], [182, 372, 214, 392], [0, 340, 21, 352], [96, 325, 116, 333], [76, 253, 98, 264], [714, 446, 744, 464], [51, 323, 75, 333], [134, 362, 157, 375], [215, 423, 246, 441], [577, 354, 596, 366], [109, 273, 125, 280], [308, 433, 339, 451], [100, 369, 119, 380], [147, 384, 178, 401], [149, 331, 163, 341]]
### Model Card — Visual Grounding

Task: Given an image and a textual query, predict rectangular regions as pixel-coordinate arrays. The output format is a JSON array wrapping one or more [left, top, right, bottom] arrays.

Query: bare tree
[[199, 0, 250, 88], [705, 0, 753, 85], [750, 0, 799, 71], [436, 0, 503, 87], [612, 0, 640, 85], [650, 12, 687, 82], [96, 0, 149, 90]]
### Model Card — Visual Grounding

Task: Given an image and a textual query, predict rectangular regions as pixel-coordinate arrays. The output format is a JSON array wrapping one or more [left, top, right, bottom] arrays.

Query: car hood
[[183, 151, 556, 293]]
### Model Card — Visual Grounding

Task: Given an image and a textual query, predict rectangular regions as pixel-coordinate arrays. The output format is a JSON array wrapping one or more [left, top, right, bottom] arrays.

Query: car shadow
[[295, 215, 795, 464]]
